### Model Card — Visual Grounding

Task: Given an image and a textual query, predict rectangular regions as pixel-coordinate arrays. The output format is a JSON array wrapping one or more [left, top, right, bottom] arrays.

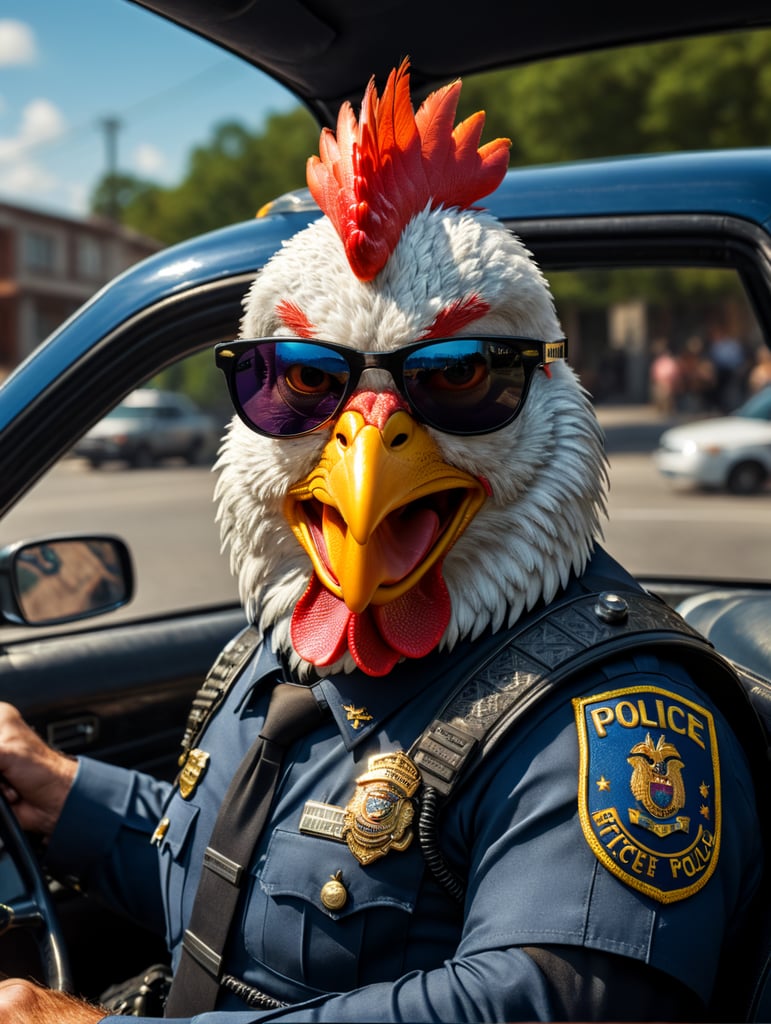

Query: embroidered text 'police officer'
[[164, 681, 326, 1015]]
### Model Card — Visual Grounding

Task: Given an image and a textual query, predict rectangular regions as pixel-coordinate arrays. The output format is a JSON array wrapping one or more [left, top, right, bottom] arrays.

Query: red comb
[[306, 58, 511, 281]]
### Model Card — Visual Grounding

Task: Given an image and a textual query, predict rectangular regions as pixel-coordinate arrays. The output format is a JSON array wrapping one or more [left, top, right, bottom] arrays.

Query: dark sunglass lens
[[232, 342, 350, 436], [403, 340, 529, 432]]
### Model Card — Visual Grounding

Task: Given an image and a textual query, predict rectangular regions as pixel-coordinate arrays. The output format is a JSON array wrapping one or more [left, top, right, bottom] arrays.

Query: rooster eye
[[430, 358, 488, 392], [285, 364, 334, 394]]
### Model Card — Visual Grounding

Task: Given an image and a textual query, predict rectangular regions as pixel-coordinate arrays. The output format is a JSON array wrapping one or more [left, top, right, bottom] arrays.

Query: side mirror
[[0, 536, 133, 627]]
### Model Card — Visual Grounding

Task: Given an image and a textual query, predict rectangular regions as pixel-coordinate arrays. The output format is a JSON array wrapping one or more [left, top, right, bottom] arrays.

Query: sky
[[0, 0, 299, 217]]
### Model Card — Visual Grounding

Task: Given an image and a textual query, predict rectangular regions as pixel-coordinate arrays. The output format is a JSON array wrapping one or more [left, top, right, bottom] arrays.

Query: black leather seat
[[678, 589, 771, 1022], [677, 589, 771, 683]]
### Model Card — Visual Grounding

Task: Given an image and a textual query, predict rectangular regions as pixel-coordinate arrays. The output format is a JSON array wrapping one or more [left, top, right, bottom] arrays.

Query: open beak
[[284, 407, 487, 613]]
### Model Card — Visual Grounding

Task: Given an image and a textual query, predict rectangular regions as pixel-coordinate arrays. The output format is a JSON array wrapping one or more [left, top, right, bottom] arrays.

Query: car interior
[[0, 0, 769, 1013]]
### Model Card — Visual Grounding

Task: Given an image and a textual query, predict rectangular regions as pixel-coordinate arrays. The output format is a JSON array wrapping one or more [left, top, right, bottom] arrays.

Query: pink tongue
[[291, 565, 450, 677], [376, 507, 440, 583], [316, 505, 440, 584]]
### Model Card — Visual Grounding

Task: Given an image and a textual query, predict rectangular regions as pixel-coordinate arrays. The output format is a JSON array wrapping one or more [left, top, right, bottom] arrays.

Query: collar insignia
[[342, 751, 421, 865], [343, 704, 374, 730], [573, 686, 721, 904]]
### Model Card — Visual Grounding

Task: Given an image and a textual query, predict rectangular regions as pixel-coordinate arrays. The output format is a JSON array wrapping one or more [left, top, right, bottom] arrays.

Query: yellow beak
[[284, 409, 487, 613]]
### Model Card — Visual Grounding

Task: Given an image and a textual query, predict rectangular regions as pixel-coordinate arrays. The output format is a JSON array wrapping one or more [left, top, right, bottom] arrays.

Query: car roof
[[129, 0, 771, 126]]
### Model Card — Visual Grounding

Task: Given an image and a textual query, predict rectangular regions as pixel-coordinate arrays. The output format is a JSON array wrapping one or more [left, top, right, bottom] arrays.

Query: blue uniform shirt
[[48, 552, 762, 1022]]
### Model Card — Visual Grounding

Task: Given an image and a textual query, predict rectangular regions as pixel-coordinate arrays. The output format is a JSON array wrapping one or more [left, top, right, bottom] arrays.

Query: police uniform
[[47, 548, 762, 1022]]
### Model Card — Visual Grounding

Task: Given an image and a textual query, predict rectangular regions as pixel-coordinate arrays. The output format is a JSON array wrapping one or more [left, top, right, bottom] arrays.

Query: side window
[[0, 350, 239, 636], [547, 265, 770, 583]]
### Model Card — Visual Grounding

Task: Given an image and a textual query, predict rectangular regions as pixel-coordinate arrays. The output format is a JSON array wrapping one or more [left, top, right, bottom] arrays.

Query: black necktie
[[164, 681, 326, 1016]]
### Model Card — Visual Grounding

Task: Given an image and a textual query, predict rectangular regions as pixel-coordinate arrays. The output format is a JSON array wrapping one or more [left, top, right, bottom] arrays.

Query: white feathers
[[215, 205, 609, 674]]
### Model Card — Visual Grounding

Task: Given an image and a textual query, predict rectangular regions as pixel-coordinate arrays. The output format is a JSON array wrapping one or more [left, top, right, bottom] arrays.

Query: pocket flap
[[258, 828, 422, 919], [160, 799, 199, 860]]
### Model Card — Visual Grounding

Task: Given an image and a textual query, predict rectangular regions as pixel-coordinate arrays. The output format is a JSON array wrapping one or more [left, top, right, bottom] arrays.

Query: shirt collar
[[315, 646, 465, 751]]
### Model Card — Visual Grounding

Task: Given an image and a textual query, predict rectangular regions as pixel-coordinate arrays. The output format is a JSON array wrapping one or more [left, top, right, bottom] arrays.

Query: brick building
[[0, 202, 161, 376]]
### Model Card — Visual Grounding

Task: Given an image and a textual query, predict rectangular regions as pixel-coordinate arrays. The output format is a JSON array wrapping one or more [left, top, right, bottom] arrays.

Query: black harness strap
[[409, 588, 765, 901], [411, 590, 710, 795], [177, 623, 261, 769]]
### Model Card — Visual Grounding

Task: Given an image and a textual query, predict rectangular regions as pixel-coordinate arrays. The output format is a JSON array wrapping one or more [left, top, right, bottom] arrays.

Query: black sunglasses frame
[[215, 335, 568, 438]]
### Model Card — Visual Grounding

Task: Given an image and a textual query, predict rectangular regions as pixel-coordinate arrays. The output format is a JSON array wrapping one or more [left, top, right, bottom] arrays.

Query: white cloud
[[133, 142, 167, 177], [0, 20, 38, 67], [0, 98, 68, 205], [0, 158, 56, 196], [19, 98, 66, 145], [0, 98, 67, 163]]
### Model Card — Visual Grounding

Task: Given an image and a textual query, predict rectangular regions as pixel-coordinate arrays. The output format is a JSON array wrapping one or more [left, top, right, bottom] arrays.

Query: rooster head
[[215, 59, 608, 678]]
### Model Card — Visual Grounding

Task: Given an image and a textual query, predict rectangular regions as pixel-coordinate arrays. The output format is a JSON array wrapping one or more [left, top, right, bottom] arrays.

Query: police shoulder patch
[[572, 685, 721, 904]]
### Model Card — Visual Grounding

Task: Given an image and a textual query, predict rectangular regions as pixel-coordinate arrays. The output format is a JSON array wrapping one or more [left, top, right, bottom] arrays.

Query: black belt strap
[[164, 681, 326, 1016]]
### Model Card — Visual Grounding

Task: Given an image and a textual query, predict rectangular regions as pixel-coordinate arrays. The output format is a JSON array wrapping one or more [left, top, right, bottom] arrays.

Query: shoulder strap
[[410, 588, 766, 900], [177, 623, 261, 768], [410, 589, 726, 795]]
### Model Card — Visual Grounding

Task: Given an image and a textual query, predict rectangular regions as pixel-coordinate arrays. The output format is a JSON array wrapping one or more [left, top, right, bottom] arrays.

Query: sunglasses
[[215, 335, 567, 439]]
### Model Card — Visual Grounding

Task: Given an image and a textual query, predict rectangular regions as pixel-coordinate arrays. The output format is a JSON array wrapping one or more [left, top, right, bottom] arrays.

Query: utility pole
[[100, 117, 121, 221]]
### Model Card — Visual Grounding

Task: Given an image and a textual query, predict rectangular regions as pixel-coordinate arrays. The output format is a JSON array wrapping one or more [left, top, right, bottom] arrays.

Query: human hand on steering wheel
[[0, 703, 81, 998], [0, 702, 77, 835]]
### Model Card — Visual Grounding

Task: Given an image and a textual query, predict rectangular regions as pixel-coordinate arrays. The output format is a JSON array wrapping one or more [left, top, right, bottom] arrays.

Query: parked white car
[[654, 386, 771, 493]]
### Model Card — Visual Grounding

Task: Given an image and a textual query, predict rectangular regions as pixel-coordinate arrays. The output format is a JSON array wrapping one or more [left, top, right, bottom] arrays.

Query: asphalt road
[[603, 451, 770, 580], [0, 411, 767, 633]]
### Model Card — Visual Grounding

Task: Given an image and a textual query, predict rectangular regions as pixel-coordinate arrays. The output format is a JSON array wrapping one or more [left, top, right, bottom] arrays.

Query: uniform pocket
[[244, 828, 424, 991], [157, 799, 199, 949]]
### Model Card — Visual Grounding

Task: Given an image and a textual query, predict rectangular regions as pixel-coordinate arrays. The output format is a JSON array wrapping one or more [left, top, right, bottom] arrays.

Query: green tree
[[91, 173, 162, 222], [457, 29, 771, 164], [642, 32, 771, 150]]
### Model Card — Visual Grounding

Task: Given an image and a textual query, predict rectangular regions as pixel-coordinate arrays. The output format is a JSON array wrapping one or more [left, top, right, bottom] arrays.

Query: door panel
[[0, 606, 246, 780]]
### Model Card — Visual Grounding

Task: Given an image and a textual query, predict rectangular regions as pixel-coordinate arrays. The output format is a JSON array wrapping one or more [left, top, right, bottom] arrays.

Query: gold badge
[[342, 751, 421, 865], [178, 748, 210, 800]]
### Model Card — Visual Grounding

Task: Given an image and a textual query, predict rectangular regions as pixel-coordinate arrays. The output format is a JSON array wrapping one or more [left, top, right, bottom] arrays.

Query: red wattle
[[290, 563, 450, 676], [373, 563, 450, 658], [291, 576, 349, 666], [348, 612, 402, 677]]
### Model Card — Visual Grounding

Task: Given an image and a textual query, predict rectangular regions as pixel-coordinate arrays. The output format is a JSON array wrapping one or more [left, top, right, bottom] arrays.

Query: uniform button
[[320, 871, 348, 911]]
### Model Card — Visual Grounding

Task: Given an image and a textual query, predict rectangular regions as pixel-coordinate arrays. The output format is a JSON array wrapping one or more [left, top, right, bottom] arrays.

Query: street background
[[0, 404, 767, 638]]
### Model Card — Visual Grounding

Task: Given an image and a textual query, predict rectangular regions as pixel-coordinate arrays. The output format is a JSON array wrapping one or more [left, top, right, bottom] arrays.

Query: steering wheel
[[0, 789, 72, 991]]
